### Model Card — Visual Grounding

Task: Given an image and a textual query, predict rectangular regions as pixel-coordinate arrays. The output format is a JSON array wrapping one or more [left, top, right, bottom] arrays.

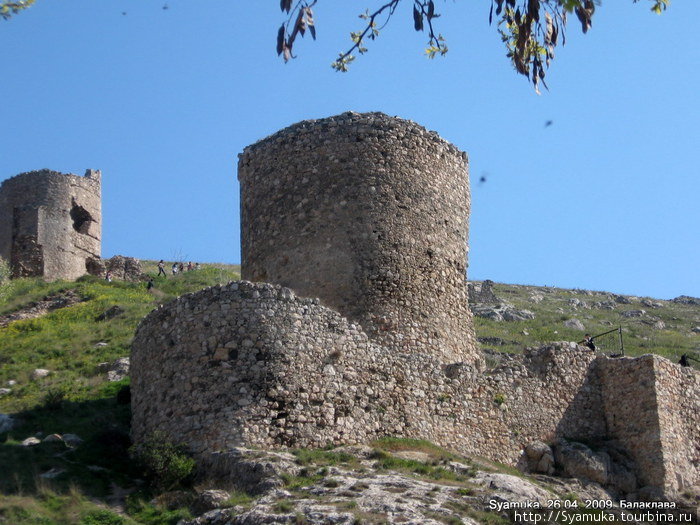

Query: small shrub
[[295, 512, 310, 524], [493, 393, 506, 406], [80, 509, 127, 525], [273, 500, 294, 513], [42, 387, 67, 410], [130, 433, 196, 491]]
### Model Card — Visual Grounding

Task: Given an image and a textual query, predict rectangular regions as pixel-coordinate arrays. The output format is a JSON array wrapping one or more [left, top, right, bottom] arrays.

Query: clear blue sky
[[2, 1, 698, 299]]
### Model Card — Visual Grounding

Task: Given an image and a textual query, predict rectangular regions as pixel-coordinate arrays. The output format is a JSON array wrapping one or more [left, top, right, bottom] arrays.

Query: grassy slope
[[0, 263, 240, 525], [475, 282, 700, 362], [0, 268, 698, 524]]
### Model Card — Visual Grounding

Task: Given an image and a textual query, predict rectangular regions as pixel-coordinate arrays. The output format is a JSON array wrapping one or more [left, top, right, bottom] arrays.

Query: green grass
[[0, 486, 140, 525], [369, 449, 467, 482], [474, 282, 700, 365], [0, 267, 696, 522], [0, 262, 239, 523]]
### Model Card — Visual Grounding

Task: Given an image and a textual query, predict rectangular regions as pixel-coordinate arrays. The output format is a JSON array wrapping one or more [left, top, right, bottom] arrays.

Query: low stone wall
[[133, 282, 610, 467]]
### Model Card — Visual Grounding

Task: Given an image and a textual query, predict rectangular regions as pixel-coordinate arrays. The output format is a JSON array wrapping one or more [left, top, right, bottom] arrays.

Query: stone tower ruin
[[239, 112, 478, 364], [0, 169, 101, 281], [131, 113, 700, 497]]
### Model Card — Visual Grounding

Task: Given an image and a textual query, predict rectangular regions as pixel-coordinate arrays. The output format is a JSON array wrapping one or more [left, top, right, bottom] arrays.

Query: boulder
[[62, 433, 83, 447], [609, 462, 637, 494], [198, 447, 302, 495], [96, 305, 125, 322], [472, 472, 551, 505], [524, 441, 555, 474], [98, 357, 130, 381], [87, 255, 143, 282], [554, 440, 609, 485], [564, 319, 585, 331], [641, 299, 662, 308], [192, 490, 231, 515], [672, 296, 700, 306], [502, 309, 535, 321], [22, 437, 41, 446], [31, 369, 50, 380], [0, 414, 15, 433]]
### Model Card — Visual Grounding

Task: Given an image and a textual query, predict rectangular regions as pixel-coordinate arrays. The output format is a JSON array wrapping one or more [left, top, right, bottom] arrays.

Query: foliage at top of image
[[277, 0, 670, 92], [2, 0, 669, 92]]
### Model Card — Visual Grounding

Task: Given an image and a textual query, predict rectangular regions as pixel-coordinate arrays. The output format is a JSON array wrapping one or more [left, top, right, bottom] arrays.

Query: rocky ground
[[165, 444, 698, 525], [0, 289, 83, 328]]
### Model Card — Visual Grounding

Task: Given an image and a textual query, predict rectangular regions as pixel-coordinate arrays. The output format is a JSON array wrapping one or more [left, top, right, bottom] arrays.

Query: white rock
[[564, 319, 585, 331], [31, 369, 51, 380], [22, 437, 41, 446]]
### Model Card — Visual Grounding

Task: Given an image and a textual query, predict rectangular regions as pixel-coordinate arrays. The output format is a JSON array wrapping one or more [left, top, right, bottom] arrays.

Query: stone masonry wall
[[132, 111, 700, 497], [132, 279, 700, 495], [0, 169, 101, 280], [598, 356, 665, 488], [238, 112, 478, 365], [132, 281, 608, 467], [651, 357, 700, 493]]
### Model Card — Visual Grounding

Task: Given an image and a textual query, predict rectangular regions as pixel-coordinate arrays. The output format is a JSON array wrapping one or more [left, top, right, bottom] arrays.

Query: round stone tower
[[0, 169, 101, 281], [238, 112, 479, 364]]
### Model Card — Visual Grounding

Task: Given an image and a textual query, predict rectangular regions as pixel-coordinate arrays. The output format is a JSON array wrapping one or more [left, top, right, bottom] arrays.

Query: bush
[[81, 509, 127, 525], [42, 386, 67, 410], [130, 433, 196, 491]]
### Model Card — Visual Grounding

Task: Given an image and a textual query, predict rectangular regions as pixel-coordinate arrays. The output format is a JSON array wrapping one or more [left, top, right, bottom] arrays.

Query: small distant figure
[[171, 263, 178, 275], [178, 262, 184, 273], [679, 354, 690, 367], [195, 262, 201, 270], [146, 277, 154, 291], [157, 260, 167, 277], [187, 261, 193, 272], [544, 120, 553, 128], [583, 334, 596, 351], [105, 270, 112, 282]]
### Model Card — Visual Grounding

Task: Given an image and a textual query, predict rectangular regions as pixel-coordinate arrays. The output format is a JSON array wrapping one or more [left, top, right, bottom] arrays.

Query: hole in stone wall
[[70, 202, 93, 234], [85, 257, 103, 276]]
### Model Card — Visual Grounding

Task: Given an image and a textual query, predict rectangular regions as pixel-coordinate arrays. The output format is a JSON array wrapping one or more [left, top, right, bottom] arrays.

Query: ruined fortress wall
[[238, 112, 478, 365], [598, 356, 700, 494], [0, 169, 101, 280], [131, 281, 385, 456], [132, 280, 606, 466], [651, 357, 700, 492], [132, 277, 700, 495], [598, 356, 665, 488]]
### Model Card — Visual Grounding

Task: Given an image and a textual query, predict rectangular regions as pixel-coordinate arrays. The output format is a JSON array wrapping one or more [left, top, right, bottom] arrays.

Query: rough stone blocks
[[0, 169, 101, 281]]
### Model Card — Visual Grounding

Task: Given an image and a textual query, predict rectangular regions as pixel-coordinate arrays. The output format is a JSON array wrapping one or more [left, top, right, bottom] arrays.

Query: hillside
[[471, 280, 700, 364], [0, 266, 698, 524]]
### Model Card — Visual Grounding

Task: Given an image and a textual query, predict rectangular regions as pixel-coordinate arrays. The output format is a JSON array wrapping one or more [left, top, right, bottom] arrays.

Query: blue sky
[[1, 1, 698, 299]]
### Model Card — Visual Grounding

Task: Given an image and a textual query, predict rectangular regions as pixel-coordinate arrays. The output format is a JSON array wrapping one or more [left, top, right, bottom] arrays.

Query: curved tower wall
[[238, 112, 478, 364], [0, 169, 101, 280]]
